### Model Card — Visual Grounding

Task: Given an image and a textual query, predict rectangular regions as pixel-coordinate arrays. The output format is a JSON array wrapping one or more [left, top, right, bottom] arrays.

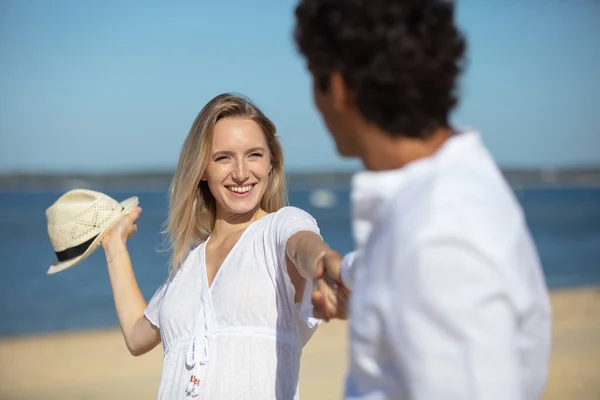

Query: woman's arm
[[284, 231, 328, 304], [285, 230, 330, 280], [285, 230, 350, 319], [102, 206, 161, 356]]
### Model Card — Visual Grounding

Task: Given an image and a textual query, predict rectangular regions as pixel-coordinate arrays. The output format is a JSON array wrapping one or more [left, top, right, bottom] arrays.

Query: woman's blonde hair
[[165, 93, 287, 272]]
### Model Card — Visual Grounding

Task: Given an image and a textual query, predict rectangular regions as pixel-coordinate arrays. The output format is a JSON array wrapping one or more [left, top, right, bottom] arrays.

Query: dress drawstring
[[185, 335, 209, 397], [185, 242, 216, 397]]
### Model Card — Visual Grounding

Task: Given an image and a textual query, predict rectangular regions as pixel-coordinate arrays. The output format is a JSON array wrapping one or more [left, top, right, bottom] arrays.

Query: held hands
[[312, 250, 350, 321]]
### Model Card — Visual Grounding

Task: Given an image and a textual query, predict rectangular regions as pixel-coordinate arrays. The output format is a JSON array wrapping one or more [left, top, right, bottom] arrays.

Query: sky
[[1, 0, 599, 174]]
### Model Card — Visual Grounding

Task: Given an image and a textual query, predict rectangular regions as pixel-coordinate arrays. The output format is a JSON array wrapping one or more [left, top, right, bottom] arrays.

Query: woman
[[101, 93, 331, 399]]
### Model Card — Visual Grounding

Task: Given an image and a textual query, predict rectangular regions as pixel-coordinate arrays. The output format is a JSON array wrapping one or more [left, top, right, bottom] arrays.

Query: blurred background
[[0, 0, 599, 399]]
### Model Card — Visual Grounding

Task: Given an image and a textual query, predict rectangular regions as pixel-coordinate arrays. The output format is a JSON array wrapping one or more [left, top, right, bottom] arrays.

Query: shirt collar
[[350, 129, 479, 248]]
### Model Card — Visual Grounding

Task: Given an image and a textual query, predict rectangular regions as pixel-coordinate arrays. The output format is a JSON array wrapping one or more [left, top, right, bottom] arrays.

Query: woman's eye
[[250, 153, 263, 158], [215, 156, 228, 162]]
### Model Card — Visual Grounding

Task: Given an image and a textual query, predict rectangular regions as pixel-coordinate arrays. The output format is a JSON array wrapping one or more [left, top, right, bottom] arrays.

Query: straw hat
[[45, 189, 139, 274]]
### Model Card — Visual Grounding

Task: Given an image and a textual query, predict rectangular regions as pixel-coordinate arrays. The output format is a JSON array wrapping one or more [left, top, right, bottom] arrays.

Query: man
[[294, 1, 552, 399]]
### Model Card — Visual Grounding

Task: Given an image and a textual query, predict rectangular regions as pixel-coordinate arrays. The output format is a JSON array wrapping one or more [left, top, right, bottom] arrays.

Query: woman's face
[[204, 118, 272, 219]]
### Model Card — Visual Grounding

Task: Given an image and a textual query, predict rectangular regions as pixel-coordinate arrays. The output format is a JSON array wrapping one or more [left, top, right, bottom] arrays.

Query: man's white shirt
[[341, 130, 551, 400]]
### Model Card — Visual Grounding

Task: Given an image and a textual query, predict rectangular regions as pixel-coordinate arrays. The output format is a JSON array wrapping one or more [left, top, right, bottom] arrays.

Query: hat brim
[[47, 196, 139, 275]]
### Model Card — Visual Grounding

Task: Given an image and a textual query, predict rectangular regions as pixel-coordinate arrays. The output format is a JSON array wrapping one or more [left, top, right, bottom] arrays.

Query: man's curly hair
[[294, 0, 467, 139]]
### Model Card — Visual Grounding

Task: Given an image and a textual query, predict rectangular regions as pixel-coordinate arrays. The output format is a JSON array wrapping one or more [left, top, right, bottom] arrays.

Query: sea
[[1, 184, 599, 337]]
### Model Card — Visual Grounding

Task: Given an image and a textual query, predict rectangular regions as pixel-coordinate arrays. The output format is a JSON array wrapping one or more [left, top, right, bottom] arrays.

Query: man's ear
[[330, 71, 353, 112]]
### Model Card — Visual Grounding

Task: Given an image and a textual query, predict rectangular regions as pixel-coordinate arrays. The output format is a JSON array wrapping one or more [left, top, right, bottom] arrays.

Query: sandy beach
[[1, 287, 599, 400]]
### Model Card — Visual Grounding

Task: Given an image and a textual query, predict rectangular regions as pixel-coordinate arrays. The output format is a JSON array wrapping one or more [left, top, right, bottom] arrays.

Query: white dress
[[144, 206, 322, 399]]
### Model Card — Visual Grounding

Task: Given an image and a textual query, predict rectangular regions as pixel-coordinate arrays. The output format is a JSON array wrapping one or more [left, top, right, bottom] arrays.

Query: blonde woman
[[101, 93, 334, 399]]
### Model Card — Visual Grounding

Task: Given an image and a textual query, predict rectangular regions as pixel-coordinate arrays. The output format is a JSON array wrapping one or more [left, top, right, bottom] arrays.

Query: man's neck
[[357, 124, 451, 171]]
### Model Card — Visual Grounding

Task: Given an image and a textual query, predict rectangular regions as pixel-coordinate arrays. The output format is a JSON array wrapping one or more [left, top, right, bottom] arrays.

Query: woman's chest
[[159, 242, 282, 337]]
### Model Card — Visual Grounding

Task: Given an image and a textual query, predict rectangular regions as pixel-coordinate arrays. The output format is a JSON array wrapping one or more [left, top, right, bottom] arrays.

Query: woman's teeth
[[228, 185, 253, 193]]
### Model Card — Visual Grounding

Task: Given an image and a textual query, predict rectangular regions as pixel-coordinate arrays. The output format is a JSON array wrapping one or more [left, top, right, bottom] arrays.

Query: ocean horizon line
[[1, 167, 600, 191]]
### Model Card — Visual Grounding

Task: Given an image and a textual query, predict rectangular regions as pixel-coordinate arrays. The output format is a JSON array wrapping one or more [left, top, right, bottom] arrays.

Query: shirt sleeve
[[144, 277, 170, 329], [341, 250, 361, 291], [273, 206, 321, 250], [295, 277, 322, 347], [346, 232, 524, 400]]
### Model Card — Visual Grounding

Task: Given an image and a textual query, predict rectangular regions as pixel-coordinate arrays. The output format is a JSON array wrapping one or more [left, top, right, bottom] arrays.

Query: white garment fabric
[[144, 206, 321, 399], [344, 130, 552, 400], [341, 250, 360, 291]]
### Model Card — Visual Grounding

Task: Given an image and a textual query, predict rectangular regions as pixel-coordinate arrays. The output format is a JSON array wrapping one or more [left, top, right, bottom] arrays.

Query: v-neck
[[202, 217, 262, 291]]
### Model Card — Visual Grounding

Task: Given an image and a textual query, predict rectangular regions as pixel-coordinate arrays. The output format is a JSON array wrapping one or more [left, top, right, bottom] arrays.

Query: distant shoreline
[[1, 168, 600, 191]]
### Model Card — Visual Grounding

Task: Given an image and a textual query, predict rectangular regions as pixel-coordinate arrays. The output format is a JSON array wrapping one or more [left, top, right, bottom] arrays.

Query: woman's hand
[[102, 206, 142, 250]]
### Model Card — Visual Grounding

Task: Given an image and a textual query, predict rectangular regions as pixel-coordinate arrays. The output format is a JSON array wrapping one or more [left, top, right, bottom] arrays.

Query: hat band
[[53, 205, 126, 263], [55, 235, 98, 262]]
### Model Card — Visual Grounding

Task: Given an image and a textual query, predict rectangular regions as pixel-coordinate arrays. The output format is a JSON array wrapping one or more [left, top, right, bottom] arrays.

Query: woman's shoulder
[[262, 206, 320, 239], [270, 206, 317, 223], [172, 241, 205, 275]]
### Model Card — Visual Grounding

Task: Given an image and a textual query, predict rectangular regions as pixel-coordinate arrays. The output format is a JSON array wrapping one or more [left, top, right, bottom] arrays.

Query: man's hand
[[312, 250, 350, 321]]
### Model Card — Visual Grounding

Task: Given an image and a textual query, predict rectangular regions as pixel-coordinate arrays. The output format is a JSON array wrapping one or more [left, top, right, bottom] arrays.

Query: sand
[[1, 287, 599, 400]]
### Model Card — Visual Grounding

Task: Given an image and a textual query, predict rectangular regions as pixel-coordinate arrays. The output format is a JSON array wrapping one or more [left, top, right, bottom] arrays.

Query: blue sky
[[1, 0, 599, 174]]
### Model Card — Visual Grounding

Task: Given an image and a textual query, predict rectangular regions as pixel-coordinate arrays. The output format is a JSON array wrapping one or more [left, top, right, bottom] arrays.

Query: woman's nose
[[231, 160, 250, 182]]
